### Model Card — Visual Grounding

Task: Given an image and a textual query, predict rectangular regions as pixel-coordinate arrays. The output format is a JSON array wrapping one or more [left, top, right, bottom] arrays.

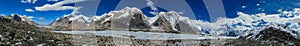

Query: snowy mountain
[[50, 7, 300, 45], [241, 24, 300, 45], [50, 14, 95, 30], [0, 14, 37, 25], [51, 7, 201, 34], [51, 7, 300, 39]]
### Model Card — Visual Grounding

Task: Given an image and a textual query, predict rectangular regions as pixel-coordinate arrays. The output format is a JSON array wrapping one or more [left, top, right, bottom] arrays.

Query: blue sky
[[0, 0, 299, 25]]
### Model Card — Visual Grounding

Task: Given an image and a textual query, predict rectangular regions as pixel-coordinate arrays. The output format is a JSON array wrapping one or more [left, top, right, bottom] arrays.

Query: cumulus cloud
[[25, 9, 35, 12], [35, 0, 86, 11]]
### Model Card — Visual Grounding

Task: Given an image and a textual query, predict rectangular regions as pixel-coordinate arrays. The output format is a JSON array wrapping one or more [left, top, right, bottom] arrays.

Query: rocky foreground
[[0, 22, 300, 46], [0, 22, 229, 46], [0, 22, 72, 45], [0, 22, 227, 46]]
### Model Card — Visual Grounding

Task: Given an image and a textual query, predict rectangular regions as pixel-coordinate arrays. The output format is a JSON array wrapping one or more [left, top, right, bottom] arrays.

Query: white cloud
[[35, 0, 86, 11], [27, 16, 35, 19], [35, 4, 75, 11], [146, 0, 158, 15], [242, 6, 247, 8], [25, 9, 35, 12], [33, 0, 37, 3], [38, 17, 44, 20], [62, 7, 81, 17], [195, 8, 300, 35], [21, 0, 37, 4], [71, 7, 81, 15], [149, 12, 158, 15], [256, 4, 260, 6], [179, 12, 184, 14], [0, 14, 5, 16], [20, 15, 35, 20], [21, 0, 31, 3], [47, 0, 59, 2], [146, 0, 157, 11]]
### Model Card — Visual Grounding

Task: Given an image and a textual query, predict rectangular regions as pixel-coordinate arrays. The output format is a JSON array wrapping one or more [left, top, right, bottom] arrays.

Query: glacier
[[53, 30, 238, 40]]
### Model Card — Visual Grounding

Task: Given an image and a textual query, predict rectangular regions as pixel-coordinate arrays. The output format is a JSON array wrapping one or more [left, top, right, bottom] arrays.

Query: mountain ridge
[[50, 7, 201, 34], [0, 14, 37, 25]]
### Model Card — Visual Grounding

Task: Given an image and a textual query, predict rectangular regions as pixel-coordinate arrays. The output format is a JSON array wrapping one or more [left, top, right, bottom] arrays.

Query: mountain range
[[50, 7, 201, 34], [0, 7, 300, 45]]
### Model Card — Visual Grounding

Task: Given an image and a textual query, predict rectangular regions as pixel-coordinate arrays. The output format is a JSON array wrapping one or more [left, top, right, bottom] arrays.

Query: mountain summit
[[0, 14, 37, 25]]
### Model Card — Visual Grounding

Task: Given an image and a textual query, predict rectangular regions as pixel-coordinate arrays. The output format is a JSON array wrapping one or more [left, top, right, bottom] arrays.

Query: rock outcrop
[[243, 25, 300, 45]]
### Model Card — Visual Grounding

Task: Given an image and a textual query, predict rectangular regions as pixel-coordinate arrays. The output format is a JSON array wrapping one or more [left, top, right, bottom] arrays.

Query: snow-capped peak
[[51, 7, 202, 34], [244, 23, 300, 39], [0, 14, 37, 25], [109, 7, 143, 18], [69, 15, 90, 21], [9, 14, 27, 22], [51, 7, 300, 38]]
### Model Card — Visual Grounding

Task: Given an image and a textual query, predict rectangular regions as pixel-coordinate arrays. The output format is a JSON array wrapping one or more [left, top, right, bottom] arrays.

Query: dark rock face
[[93, 15, 112, 30], [11, 14, 23, 22], [102, 20, 111, 29], [129, 13, 151, 30], [152, 16, 173, 31], [50, 15, 73, 26], [0, 14, 36, 25], [174, 23, 180, 31], [224, 27, 300, 46], [0, 16, 10, 22], [50, 15, 73, 30], [243, 27, 300, 45], [253, 27, 299, 42]]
